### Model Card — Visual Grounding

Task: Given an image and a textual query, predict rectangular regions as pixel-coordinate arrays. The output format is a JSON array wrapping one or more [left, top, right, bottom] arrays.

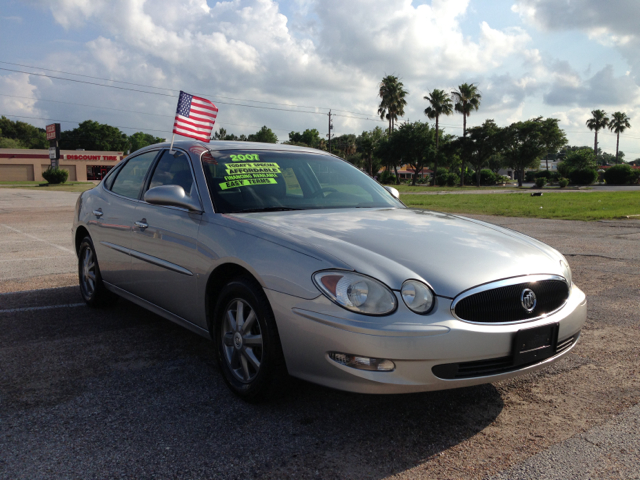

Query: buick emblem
[[521, 288, 537, 313]]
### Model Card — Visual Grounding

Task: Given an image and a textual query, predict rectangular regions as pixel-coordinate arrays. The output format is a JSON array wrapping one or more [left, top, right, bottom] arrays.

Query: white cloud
[[9, 0, 539, 140], [1, 15, 23, 23], [0, 73, 45, 119]]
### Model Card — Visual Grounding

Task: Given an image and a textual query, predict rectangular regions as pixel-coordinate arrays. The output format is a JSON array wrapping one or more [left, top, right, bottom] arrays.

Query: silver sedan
[[73, 141, 587, 401]]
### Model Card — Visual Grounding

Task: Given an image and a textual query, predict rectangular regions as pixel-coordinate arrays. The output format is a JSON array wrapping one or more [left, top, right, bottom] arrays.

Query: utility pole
[[327, 110, 334, 153]]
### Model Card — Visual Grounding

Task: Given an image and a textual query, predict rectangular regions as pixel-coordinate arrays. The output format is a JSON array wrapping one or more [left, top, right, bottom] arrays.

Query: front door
[[91, 150, 159, 288], [127, 149, 203, 322]]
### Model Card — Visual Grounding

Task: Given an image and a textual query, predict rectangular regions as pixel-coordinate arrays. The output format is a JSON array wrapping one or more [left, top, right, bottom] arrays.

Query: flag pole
[[169, 134, 175, 154]]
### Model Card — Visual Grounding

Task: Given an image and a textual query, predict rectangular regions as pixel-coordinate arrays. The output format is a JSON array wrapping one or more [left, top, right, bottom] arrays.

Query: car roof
[[139, 140, 332, 156]]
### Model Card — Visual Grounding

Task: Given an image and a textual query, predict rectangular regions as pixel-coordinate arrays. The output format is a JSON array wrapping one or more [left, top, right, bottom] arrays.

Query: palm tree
[[424, 88, 453, 185], [586, 109, 609, 157], [451, 83, 482, 186], [378, 75, 408, 134], [609, 111, 631, 163]]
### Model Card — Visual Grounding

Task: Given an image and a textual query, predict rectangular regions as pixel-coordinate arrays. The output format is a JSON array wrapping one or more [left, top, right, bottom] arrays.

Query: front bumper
[[266, 284, 587, 394]]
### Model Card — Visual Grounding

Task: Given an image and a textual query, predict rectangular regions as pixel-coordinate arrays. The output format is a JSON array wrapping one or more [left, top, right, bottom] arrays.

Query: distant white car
[[73, 141, 587, 401]]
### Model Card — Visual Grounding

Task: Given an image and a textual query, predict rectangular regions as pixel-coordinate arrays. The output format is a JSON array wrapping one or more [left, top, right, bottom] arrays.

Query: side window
[[148, 150, 195, 197], [110, 151, 158, 199], [103, 164, 122, 190]]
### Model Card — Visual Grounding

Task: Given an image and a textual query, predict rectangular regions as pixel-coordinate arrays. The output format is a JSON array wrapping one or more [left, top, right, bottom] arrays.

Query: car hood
[[233, 208, 565, 298]]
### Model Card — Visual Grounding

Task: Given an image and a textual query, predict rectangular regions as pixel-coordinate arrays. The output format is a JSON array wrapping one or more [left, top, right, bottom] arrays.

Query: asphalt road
[[0, 188, 638, 479]]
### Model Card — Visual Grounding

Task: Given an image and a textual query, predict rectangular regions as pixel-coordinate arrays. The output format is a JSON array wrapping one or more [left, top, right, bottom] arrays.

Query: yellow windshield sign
[[219, 178, 278, 190], [225, 162, 281, 175], [218, 162, 282, 190], [230, 154, 260, 162]]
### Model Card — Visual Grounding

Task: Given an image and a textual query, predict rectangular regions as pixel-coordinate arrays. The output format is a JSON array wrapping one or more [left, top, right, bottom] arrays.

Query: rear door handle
[[92, 209, 103, 217], [135, 220, 148, 229]]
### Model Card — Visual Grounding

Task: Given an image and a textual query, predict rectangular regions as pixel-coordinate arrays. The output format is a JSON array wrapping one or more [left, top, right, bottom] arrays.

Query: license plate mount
[[512, 323, 559, 367]]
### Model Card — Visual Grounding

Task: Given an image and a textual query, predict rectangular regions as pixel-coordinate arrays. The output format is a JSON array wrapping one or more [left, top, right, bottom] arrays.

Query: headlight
[[313, 271, 397, 315], [401, 280, 435, 314], [560, 257, 572, 286]]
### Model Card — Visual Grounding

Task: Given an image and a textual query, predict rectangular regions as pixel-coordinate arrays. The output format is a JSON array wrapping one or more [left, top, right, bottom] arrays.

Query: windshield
[[201, 149, 404, 213]]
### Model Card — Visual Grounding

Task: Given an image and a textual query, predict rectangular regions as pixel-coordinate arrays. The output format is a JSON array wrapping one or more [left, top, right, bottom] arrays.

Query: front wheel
[[78, 236, 117, 308], [214, 277, 287, 402]]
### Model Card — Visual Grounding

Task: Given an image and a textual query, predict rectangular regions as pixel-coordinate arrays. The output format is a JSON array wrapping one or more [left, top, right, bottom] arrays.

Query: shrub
[[445, 172, 459, 187], [569, 168, 598, 185], [558, 177, 569, 188], [630, 169, 640, 184], [550, 171, 561, 182], [463, 170, 474, 186], [479, 169, 496, 185], [42, 167, 69, 184], [535, 177, 547, 188], [378, 170, 397, 184], [603, 164, 633, 185], [534, 170, 552, 179], [525, 171, 537, 182]]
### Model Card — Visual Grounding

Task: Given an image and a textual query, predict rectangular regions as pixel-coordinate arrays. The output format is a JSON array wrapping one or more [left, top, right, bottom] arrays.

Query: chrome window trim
[[450, 274, 570, 325], [100, 241, 193, 276], [195, 149, 216, 213]]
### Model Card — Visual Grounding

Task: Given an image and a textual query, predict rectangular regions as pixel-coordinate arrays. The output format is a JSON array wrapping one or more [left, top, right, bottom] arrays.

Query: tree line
[[0, 117, 166, 152], [0, 76, 636, 187]]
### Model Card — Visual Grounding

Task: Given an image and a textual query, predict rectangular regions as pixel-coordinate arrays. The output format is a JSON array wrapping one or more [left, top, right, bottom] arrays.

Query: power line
[[1, 113, 171, 135], [0, 94, 293, 133], [0, 60, 378, 118], [1, 67, 379, 120]]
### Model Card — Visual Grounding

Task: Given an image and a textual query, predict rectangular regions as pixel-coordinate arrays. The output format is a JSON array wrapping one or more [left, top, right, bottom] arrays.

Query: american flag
[[173, 91, 218, 142]]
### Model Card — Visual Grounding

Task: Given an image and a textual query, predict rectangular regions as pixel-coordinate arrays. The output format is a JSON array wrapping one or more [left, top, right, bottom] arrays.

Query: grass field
[[402, 191, 640, 221], [392, 184, 520, 193], [0, 181, 95, 193]]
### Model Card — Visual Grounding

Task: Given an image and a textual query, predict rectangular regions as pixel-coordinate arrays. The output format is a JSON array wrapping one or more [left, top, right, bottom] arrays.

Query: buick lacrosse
[[73, 141, 586, 401]]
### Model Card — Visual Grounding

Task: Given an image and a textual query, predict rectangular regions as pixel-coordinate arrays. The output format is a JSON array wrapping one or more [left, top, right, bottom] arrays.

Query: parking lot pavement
[[0, 188, 639, 479], [0, 188, 79, 292], [490, 403, 640, 480]]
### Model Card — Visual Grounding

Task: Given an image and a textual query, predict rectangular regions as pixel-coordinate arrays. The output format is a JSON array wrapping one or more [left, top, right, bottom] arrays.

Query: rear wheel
[[78, 236, 117, 308], [214, 277, 287, 402]]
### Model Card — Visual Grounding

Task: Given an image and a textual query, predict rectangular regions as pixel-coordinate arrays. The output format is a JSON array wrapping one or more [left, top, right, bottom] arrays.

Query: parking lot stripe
[[0, 303, 85, 314], [0, 224, 75, 254]]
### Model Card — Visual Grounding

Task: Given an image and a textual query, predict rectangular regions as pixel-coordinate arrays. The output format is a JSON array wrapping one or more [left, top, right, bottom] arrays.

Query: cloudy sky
[[2, 0, 640, 158]]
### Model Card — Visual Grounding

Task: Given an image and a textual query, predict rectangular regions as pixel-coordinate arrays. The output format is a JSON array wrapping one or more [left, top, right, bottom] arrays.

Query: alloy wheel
[[221, 299, 264, 383], [80, 246, 97, 298]]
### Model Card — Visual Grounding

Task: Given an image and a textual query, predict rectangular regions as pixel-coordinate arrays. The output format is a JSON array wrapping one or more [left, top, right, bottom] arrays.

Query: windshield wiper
[[237, 207, 304, 213]]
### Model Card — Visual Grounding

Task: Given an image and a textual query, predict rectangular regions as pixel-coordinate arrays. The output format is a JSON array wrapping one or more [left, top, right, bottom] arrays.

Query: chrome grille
[[453, 278, 569, 323]]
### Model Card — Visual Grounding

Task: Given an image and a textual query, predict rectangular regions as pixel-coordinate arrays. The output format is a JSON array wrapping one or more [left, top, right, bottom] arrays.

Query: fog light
[[329, 352, 395, 371]]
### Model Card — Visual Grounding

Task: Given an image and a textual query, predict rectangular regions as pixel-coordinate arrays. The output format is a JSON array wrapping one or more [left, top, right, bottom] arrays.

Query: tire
[[213, 276, 288, 402], [78, 236, 117, 308]]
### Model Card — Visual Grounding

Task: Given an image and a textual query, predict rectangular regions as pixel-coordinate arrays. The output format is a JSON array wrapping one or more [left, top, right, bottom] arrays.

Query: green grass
[[390, 184, 520, 193], [0, 180, 43, 185], [401, 191, 640, 221], [0, 181, 95, 193]]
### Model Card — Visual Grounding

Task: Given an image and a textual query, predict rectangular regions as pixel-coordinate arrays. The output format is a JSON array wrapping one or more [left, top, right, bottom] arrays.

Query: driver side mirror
[[144, 185, 202, 212], [384, 186, 400, 200]]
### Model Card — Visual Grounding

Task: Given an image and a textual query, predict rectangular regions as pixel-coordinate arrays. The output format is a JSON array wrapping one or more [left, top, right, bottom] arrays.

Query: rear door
[[127, 149, 203, 321], [90, 150, 159, 288]]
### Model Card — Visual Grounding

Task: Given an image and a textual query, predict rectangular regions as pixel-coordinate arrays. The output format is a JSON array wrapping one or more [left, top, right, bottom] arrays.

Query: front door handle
[[92, 209, 103, 217], [135, 220, 148, 229]]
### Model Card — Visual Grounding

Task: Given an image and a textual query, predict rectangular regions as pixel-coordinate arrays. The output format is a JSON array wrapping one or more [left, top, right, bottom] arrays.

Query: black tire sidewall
[[213, 278, 283, 401], [78, 236, 110, 307]]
